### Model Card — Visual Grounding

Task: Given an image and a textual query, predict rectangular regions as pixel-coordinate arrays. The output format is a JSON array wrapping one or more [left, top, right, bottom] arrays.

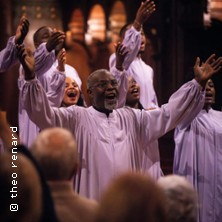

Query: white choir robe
[[174, 109, 222, 222], [0, 36, 18, 72], [109, 26, 158, 109], [22, 78, 204, 200]]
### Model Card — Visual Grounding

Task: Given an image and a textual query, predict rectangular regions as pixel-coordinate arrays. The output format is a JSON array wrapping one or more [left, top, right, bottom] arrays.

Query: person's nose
[[106, 81, 114, 90]]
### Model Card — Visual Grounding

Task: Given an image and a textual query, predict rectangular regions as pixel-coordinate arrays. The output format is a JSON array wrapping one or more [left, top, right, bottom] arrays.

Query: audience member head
[[33, 26, 53, 49], [0, 152, 42, 222], [158, 175, 198, 222], [87, 69, 119, 113], [119, 23, 146, 54], [95, 172, 167, 222], [31, 127, 78, 181], [126, 77, 143, 109]]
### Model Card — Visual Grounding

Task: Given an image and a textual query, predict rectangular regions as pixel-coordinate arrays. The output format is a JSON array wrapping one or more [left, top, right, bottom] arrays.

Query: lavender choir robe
[[110, 68, 163, 180], [174, 109, 222, 222], [18, 42, 66, 147], [22, 78, 204, 200], [109, 26, 158, 109], [18, 42, 82, 147], [0, 37, 18, 72]]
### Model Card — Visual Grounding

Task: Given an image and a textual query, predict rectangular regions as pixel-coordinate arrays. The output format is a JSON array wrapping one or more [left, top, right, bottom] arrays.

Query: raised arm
[[111, 42, 129, 107], [17, 45, 76, 130], [34, 30, 66, 77], [109, 0, 156, 70], [46, 48, 66, 107], [0, 16, 29, 72], [139, 54, 222, 143]]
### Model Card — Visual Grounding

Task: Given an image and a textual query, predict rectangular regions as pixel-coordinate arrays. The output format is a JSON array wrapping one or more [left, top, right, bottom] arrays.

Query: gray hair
[[158, 175, 198, 222], [31, 127, 78, 181], [87, 69, 112, 90]]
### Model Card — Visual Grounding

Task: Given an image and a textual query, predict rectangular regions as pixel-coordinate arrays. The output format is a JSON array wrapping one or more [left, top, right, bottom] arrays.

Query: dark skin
[[118, 0, 155, 59], [87, 72, 119, 116], [15, 16, 30, 45], [203, 79, 216, 111], [33, 27, 65, 53], [133, 0, 156, 31], [17, 45, 222, 114], [126, 77, 141, 109]]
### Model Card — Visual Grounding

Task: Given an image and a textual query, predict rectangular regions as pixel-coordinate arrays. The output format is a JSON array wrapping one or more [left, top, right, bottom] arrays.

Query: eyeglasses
[[91, 80, 118, 89]]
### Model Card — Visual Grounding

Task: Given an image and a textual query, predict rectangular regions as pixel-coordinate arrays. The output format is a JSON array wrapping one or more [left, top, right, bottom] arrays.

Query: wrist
[[57, 66, 65, 72], [25, 72, 36, 81], [115, 65, 124, 71], [133, 20, 142, 31], [46, 44, 52, 52]]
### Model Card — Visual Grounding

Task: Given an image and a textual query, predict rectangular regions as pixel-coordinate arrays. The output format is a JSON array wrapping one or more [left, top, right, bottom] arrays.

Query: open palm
[[194, 54, 222, 87]]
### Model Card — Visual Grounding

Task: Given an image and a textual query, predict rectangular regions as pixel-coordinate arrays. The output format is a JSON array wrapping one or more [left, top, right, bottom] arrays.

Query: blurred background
[[0, 0, 222, 173]]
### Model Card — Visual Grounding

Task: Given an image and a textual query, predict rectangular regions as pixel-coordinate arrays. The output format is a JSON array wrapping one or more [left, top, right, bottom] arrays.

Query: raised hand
[[16, 45, 35, 80], [57, 48, 66, 72], [15, 16, 30, 45], [115, 42, 128, 71], [46, 30, 65, 52], [194, 54, 222, 87], [133, 0, 156, 30]]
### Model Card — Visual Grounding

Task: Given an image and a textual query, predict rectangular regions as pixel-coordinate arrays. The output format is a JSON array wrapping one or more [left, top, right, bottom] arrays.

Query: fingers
[[115, 42, 128, 57], [21, 19, 30, 36], [57, 48, 66, 61], [211, 57, 222, 70], [204, 54, 216, 65], [194, 57, 200, 68], [141, 0, 156, 17], [213, 64, 222, 74], [47, 31, 65, 51], [16, 45, 25, 58], [51, 31, 66, 44]]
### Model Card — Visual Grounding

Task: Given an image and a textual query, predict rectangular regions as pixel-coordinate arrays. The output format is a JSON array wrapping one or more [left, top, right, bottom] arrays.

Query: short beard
[[104, 99, 118, 110]]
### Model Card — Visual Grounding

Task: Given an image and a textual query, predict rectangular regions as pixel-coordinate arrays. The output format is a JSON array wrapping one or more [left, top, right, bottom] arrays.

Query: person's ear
[[87, 89, 93, 98]]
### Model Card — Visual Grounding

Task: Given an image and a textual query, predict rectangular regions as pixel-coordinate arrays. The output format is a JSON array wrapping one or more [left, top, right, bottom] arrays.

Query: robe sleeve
[[110, 67, 129, 108], [109, 26, 141, 71], [47, 67, 66, 107], [21, 78, 77, 131], [0, 36, 18, 72], [34, 42, 56, 77], [18, 65, 66, 107], [138, 79, 205, 143]]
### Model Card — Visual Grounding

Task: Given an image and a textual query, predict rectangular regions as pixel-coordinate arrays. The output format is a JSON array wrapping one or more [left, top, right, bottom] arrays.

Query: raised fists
[[46, 30, 65, 52], [194, 54, 222, 87], [15, 16, 30, 45], [57, 48, 66, 72], [17, 45, 35, 80], [115, 42, 128, 71], [133, 0, 156, 31]]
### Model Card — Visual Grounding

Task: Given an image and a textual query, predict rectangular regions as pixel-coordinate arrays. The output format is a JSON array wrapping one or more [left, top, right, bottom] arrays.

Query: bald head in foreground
[[158, 175, 198, 222], [31, 127, 98, 222]]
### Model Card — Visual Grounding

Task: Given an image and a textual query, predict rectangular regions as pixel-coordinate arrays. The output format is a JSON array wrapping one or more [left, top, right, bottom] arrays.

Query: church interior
[[0, 0, 222, 174]]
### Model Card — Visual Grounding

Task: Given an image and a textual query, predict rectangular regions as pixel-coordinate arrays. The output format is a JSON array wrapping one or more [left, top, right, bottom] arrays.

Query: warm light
[[68, 9, 85, 42], [86, 4, 106, 44]]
